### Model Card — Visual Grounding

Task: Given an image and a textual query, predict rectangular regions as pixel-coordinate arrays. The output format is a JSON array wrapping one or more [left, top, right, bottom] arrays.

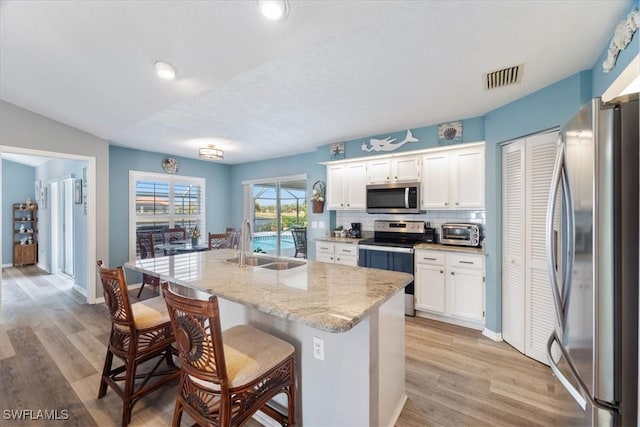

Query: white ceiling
[[0, 0, 630, 165]]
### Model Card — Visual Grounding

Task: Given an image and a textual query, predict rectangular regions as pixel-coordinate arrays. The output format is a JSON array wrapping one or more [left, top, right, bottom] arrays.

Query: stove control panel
[[373, 220, 425, 234]]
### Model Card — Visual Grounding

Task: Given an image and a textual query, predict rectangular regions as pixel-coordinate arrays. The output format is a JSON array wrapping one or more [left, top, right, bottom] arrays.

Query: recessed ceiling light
[[258, 0, 289, 21], [154, 60, 178, 81]]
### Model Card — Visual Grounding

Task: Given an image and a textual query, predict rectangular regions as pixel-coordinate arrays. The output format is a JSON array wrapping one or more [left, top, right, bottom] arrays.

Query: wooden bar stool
[[136, 232, 160, 297], [96, 261, 180, 426], [161, 282, 297, 426], [208, 232, 229, 249]]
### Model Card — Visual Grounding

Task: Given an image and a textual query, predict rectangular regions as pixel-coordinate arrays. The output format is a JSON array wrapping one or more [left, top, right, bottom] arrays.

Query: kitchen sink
[[226, 256, 275, 266], [260, 260, 306, 270]]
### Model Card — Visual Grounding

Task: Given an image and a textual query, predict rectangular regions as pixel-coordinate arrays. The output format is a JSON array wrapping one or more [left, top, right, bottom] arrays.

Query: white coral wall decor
[[603, 8, 639, 73]]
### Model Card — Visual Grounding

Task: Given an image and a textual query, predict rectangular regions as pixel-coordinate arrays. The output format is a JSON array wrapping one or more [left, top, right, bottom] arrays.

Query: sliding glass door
[[250, 177, 306, 258]]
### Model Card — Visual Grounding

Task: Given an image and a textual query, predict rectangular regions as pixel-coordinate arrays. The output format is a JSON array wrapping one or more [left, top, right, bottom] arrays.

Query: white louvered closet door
[[524, 133, 558, 363], [502, 141, 526, 352]]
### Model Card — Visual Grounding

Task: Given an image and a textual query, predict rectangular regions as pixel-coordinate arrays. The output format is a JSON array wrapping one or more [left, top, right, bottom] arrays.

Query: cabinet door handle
[[440, 270, 443, 274], [451, 272, 455, 275], [394, 176, 398, 179], [459, 260, 474, 265], [336, 258, 340, 261], [423, 257, 436, 261], [386, 176, 390, 180], [347, 204, 350, 207], [456, 202, 459, 205], [444, 202, 448, 206]]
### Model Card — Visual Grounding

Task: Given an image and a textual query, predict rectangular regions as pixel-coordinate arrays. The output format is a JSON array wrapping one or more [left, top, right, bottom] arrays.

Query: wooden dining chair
[[208, 232, 229, 249], [291, 227, 307, 259], [96, 261, 180, 426], [163, 227, 186, 255], [161, 282, 297, 427], [136, 232, 160, 297], [225, 227, 240, 249]]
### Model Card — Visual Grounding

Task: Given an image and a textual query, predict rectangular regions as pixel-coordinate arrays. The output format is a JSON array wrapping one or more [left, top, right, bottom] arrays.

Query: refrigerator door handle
[[546, 142, 566, 329], [547, 331, 588, 410], [547, 331, 620, 414], [560, 162, 576, 316]]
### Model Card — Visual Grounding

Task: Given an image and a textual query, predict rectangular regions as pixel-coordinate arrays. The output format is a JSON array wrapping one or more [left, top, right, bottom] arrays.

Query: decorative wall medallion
[[438, 121, 463, 145], [361, 129, 418, 152], [162, 157, 180, 174], [602, 8, 639, 73], [330, 142, 345, 160]]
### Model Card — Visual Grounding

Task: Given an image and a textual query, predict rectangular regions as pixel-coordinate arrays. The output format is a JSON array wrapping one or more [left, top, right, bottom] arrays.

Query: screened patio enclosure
[[252, 179, 307, 258]]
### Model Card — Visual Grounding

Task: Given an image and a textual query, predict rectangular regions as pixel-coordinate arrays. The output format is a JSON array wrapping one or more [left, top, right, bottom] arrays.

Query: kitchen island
[[125, 249, 412, 427]]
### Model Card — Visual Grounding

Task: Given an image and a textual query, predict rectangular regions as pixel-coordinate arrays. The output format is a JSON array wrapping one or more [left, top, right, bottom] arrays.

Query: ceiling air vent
[[484, 64, 523, 90]]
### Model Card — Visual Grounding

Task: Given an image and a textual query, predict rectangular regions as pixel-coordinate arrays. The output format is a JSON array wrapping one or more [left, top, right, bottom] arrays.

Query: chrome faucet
[[238, 218, 252, 267]]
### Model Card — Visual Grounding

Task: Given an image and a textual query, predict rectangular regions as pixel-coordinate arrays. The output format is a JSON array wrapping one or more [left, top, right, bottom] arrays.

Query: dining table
[[157, 240, 209, 254]]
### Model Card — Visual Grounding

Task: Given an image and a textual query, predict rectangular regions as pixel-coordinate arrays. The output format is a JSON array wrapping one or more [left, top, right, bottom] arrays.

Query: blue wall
[[316, 116, 485, 163], [2, 160, 35, 265], [108, 145, 232, 269], [481, 71, 593, 332]]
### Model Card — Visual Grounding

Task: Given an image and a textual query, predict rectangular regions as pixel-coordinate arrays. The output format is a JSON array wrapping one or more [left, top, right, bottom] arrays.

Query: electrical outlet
[[313, 337, 324, 360]]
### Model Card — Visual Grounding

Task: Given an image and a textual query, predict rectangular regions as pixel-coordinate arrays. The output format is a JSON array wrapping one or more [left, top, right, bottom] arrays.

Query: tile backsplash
[[336, 210, 485, 233]]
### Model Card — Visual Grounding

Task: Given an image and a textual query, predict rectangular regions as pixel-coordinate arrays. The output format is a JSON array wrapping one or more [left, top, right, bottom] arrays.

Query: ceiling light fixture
[[154, 60, 178, 81], [258, 0, 289, 21], [199, 145, 224, 160]]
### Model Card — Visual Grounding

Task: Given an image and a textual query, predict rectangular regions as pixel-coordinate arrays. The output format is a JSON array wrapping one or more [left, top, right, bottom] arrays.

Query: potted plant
[[190, 225, 201, 246], [334, 225, 346, 238], [312, 180, 325, 213]]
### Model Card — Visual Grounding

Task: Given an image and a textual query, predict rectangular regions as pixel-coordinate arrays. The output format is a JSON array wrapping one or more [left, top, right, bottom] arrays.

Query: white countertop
[[125, 249, 412, 333]]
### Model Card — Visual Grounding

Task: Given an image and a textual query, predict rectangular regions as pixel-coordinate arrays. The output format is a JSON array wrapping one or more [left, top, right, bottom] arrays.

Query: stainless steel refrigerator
[[546, 96, 638, 426]]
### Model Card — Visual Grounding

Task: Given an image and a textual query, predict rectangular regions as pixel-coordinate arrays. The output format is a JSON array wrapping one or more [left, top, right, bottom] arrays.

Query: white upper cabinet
[[421, 144, 485, 210], [327, 162, 366, 210], [421, 152, 451, 208], [453, 147, 485, 209], [367, 156, 420, 184]]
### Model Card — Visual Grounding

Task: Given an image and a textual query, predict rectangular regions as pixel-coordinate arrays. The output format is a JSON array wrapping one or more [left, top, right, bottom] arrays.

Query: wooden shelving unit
[[13, 203, 38, 267]]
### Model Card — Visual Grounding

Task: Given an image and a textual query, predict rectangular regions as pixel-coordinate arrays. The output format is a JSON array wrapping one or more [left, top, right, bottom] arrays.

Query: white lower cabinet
[[315, 241, 358, 266], [415, 249, 485, 328]]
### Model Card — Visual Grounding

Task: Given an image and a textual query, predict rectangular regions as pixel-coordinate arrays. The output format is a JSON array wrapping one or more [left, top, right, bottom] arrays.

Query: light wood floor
[[1, 266, 584, 426]]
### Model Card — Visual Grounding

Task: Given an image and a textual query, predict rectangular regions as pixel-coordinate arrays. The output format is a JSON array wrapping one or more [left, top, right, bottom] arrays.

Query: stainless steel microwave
[[366, 182, 420, 214]]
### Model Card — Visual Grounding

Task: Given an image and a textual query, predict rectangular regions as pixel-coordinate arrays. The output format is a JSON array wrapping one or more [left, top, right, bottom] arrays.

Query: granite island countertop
[[125, 249, 412, 333]]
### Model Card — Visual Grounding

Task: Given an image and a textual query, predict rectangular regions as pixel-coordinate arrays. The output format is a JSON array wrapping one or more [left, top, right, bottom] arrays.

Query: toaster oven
[[440, 223, 482, 247]]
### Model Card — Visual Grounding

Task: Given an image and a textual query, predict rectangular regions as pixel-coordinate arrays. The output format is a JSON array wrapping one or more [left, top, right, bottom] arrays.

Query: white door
[[524, 133, 558, 363], [51, 178, 74, 277], [501, 132, 558, 364], [502, 141, 526, 352]]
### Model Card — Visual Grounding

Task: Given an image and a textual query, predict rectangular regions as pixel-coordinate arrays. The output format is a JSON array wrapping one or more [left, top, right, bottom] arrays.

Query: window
[[129, 171, 205, 259]]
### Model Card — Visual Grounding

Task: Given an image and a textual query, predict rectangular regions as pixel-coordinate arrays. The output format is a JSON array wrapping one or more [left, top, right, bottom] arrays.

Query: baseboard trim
[[414, 310, 484, 331], [37, 263, 50, 273], [1, 263, 12, 268], [72, 284, 87, 297], [482, 328, 503, 342], [386, 393, 408, 427]]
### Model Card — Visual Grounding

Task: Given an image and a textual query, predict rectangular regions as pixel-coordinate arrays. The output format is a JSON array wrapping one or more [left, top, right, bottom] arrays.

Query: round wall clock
[[162, 157, 180, 174]]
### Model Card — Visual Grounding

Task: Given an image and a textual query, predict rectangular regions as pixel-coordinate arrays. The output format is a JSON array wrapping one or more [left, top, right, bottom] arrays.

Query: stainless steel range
[[358, 220, 426, 316]]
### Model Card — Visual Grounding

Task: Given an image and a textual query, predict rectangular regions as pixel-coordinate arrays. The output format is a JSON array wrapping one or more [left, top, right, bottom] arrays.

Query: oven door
[[358, 245, 415, 316]]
